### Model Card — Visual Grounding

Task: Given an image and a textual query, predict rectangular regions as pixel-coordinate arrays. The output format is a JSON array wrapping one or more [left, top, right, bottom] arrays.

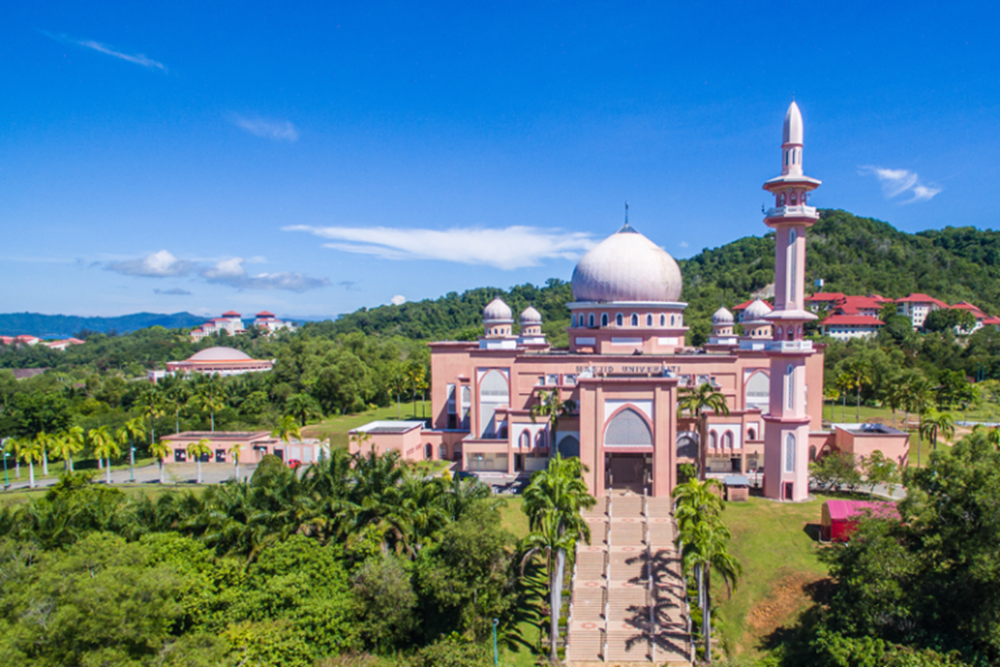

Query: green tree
[[230, 442, 244, 480], [149, 439, 172, 484], [187, 438, 212, 484], [920, 409, 955, 453], [17, 436, 44, 488], [89, 425, 121, 484], [286, 392, 322, 427], [193, 377, 226, 432], [678, 382, 730, 478], [116, 416, 146, 481], [844, 358, 873, 421], [529, 388, 577, 458], [862, 450, 901, 496], [271, 414, 303, 444]]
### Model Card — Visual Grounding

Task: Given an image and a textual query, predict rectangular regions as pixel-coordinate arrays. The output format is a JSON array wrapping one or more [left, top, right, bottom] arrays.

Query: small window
[[660, 314, 666, 326], [785, 433, 796, 472], [631, 314, 639, 326], [646, 314, 653, 327], [709, 431, 718, 449], [670, 314, 676, 326], [588, 313, 595, 328], [616, 314, 623, 326], [601, 313, 608, 327]]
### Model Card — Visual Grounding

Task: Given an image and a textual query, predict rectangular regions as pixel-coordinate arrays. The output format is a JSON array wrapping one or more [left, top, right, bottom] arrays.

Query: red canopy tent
[[821, 500, 899, 542]]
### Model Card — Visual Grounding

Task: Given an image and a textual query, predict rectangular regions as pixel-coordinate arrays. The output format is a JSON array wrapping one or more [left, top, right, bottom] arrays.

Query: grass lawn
[[302, 400, 431, 448], [714, 493, 833, 661]]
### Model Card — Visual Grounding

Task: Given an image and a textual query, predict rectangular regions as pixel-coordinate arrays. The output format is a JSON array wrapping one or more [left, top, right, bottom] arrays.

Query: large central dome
[[571, 225, 683, 302]]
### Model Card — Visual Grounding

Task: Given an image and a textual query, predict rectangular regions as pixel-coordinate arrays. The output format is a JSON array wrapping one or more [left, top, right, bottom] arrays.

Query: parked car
[[286, 459, 301, 469]]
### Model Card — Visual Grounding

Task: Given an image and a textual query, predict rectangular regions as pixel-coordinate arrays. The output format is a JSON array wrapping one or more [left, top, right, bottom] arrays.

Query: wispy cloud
[[859, 166, 942, 204], [42, 31, 167, 72], [678, 241, 689, 248], [390, 295, 406, 306], [231, 115, 300, 142], [201, 257, 328, 292], [154, 288, 192, 296], [286, 225, 598, 270], [107, 250, 193, 277], [338, 280, 361, 291], [106, 250, 327, 292]]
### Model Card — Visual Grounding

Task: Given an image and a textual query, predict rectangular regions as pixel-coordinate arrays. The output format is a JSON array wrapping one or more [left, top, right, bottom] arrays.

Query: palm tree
[[49, 430, 84, 473], [271, 415, 303, 444], [520, 509, 578, 660], [673, 477, 741, 664], [90, 426, 121, 485], [149, 440, 172, 484], [16, 437, 44, 488], [920, 409, 955, 454], [116, 417, 146, 482], [823, 386, 840, 423], [522, 454, 595, 662], [678, 382, 729, 479], [229, 443, 243, 480], [194, 378, 226, 431], [63, 426, 86, 472], [844, 358, 872, 421], [904, 374, 934, 466], [405, 361, 426, 415], [138, 385, 165, 444], [36, 432, 50, 477], [162, 379, 191, 434], [529, 389, 577, 458], [835, 372, 853, 422], [187, 438, 212, 484], [285, 393, 321, 427]]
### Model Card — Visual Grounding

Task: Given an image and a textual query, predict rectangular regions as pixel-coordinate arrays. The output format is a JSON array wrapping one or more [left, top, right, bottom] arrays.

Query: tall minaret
[[761, 102, 820, 502]]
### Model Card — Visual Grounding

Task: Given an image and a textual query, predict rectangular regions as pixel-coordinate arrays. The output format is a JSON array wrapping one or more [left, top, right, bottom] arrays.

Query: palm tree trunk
[[98, 456, 103, 470], [176, 410, 180, 434], [856, 385, 861, 421], [550, 548, 566, 662], [842, 394, 846, 422], [42, 451, 48, 476], [28, 461, 35, 489], [159, 461, 164, 484], [235, 460, 240, 480], [703, 566, 713, 663], [197, 460, 203, 484], [696, 563, 704, 611], [211, 413, 215, 432], [106, 463, 112, 485], [14, 458, 19, 479]]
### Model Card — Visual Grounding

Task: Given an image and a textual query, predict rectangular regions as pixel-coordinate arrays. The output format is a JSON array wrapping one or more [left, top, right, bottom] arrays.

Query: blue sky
[[2, 2, 998, 318]]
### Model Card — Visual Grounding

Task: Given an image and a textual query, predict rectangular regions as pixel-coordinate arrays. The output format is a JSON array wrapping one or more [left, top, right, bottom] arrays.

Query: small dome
[[783, 101, 803, 145], [483, 297, 513, 322], [571, 225, 683, 303], [520, 306, 542, 325], [743, 298, 772, 323], [712, 306, 734, 325], [188, 346, 252, 362]]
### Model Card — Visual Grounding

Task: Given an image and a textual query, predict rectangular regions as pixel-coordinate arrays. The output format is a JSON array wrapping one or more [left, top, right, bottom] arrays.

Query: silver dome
[[712, 306, 734, 325], [571, 225, 683, 303], [743, 298, 772, 323], [520, 306, 542, 324], [483, 297, 513, 322]]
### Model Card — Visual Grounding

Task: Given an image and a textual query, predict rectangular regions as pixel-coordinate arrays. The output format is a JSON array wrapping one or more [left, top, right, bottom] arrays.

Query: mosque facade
[[353, 103, 902, 500]]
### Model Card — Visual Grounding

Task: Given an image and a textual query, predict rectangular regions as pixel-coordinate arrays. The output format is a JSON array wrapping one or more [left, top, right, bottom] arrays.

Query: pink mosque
[[352, 103, 908, 501]]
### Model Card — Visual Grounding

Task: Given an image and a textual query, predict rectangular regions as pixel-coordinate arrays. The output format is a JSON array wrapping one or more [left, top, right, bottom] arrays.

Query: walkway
[[566, 492, 693, 665]]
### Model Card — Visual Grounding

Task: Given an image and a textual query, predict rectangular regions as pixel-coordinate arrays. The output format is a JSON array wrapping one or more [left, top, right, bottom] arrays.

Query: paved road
[[2, 462, 261, 492]]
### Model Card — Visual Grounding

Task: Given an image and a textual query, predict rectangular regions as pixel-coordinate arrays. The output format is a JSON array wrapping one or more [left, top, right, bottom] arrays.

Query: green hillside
[[322, 209, 1000, 346], [0, 312, 207, 338]]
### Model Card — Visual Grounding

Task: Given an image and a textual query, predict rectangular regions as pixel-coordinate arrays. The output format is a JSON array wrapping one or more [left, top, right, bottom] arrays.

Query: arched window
[[479, 370, 510, 438], [708, 431, 718, 449], [670, 314, 676, 326], [747, 428, 756, 440], [646, 314, 653, 327], [785, 433, 796, 472], [722, 431, 733, 450], [559, 435, 580, 458], [519, 431, 530, 449], [601, 313, 608, 327], [535, 431, 547, 449], [631, 313, 639, 326], [777, 326, 783, 338], [588, 313, 595, 328], [571, 314, 577, 327], [605, 408, 653, 447], [616, 313, 623, 326], [439, 444, 448, 459], [778, 194, 785, 206], [745, 371, 769, 409], [786, 366, 795, 410], [424, 444, 433, 460], [660, 314, 666, 326]]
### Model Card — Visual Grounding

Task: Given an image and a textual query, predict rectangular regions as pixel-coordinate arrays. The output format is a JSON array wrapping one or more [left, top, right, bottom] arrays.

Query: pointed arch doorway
[[603, 406, 654, 494]]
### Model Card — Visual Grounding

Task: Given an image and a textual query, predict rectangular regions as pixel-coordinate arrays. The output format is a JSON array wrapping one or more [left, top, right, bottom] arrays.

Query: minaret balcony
[[763, 339, 814, 353], [765, 204, 818, 219]]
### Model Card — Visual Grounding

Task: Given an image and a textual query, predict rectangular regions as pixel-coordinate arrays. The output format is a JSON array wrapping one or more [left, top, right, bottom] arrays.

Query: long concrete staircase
[[566, 493, 693, 665]]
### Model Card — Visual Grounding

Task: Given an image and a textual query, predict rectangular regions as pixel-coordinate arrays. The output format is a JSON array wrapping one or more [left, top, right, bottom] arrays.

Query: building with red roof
[[43, 338, 86, 351], [804, 292, 845, 312], [896, 293, 949, 329], [252, 311, 297, 335], [822, 499, 900, 542], [149, 346, 275, 382], [819, 314, 885, 341], [190, 311, 246, 341]]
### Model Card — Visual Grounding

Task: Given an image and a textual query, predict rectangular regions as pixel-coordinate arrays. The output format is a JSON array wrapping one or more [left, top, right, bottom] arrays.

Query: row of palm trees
[[673, 476, 741, 664]]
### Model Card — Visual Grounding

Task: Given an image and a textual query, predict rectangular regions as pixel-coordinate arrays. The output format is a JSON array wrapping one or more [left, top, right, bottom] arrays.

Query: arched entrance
[[604, 407, 653, 493]]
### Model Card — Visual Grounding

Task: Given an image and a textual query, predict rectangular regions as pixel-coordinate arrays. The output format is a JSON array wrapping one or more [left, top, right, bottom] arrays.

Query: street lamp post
[[492, 618, 499, 667]]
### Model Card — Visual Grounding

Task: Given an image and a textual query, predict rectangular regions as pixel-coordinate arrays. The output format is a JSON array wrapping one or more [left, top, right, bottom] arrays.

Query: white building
[[896, 294, 947, 329], [191, 311, 247, 341], [252, 311, 297, 334], [819, 314, 884, 341]]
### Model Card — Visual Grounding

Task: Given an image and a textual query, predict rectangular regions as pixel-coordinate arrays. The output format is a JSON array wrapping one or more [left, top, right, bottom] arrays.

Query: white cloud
[[390, 295, 406, 306], [106, 251, 327, 292], [107, 250, 193, 277], [42, 32, 167, 72], [231, 115, 300, 142], [859, 166, 941, 204], [678, 241, 689, 248], [201, 257, 328, 292], [285, 225, 598, 270], [154, 288, 192, 296]]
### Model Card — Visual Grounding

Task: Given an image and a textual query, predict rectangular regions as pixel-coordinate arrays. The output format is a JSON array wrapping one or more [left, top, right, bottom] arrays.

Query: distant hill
[[0, 312, 207, 338], [316, 210, 1000, 346]]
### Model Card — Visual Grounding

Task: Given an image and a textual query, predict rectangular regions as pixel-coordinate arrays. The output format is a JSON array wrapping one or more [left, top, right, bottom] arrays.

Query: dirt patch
[[747, 571, 820, 637]]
